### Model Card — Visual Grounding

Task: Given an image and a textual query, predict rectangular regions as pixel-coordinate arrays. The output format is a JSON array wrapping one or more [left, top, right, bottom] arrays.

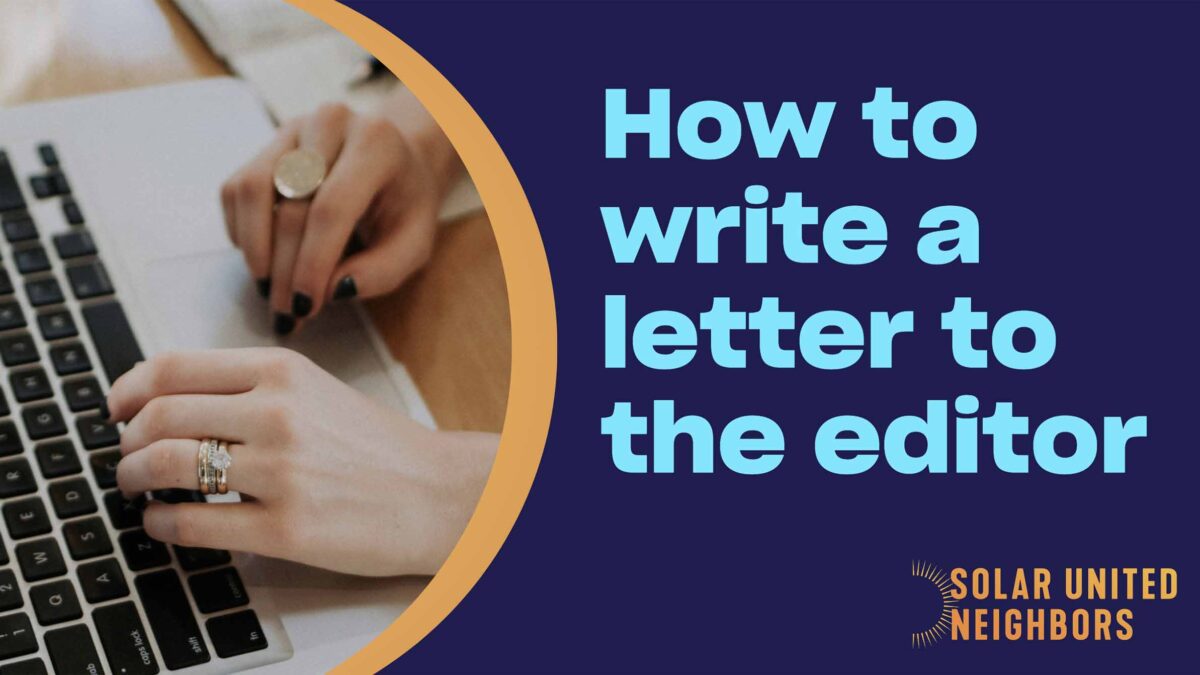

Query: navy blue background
[[349, 2, 1197, 673]]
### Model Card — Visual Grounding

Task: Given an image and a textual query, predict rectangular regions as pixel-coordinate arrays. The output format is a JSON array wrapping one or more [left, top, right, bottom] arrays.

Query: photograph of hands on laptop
[[0, 1, 510, 671]]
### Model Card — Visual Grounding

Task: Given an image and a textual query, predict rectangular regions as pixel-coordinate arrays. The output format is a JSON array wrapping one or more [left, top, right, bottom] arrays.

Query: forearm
[[379, 86, 464, 204]]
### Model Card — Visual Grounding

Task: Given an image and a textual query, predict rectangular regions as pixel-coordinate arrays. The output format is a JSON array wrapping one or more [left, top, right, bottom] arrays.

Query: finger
[[143, 501, 272, 554], [117, 439, 271, 498], [120, 393, 259, 456], [234, 123, 302, 285], [269, 200, 307, 334], [329, 208, 437, 301], [107, 349, 271, 422], [291, 117, 399, 319], [280, 104, 352, 320]]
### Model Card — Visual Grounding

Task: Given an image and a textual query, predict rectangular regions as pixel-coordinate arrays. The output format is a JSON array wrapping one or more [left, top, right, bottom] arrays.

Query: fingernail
[[292, 292, 313, 318], [333, 275, 357, 300], [273, 313, 295, 336], [99, 400, 111, 421], [256, 277, 271, 298]]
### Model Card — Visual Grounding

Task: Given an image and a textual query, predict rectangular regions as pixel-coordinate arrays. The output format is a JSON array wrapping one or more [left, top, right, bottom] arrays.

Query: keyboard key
[[10, 368, 51, 403], [0, 332, 37, 366], [37, 309, 76, 340], [0, 301, 24, 329], [137, 569, 210, 669], [0, 152, 27, 211], [49, 477, 97, 519], [94, 601, 160, 675], [63, 517, 113, 560], [1, 217, 36, 243], [105, 491, 144, 530], [52, 230, 96, 259], [62, 197, 84, 225], [29, 579, 81, 626], [0, 659, 39, 675], [0, 612, 37, 661], [83, 301, 145, 384], [3, 497, 50, 539], [44, 623, 103, 674], [22, 402, 66, 440], [91, 449, 120, 489], [35, 440, 81, 479], [13, 245, 49, 275], [77, 415, 118, 449], [189, 567, 249, 613], [120, 530, 170, 571], [63, 376, 104, 412], [29, 176, 53, 199], [66, 261, 114, 299], [0, 268, 11, 296], [0, 659, 45, 675], [0, 420, 20, 456], [175, 546, 231, 572], [151, 489, 202, 504], [48, 171, 70, 196], [0, 458, 37, 498], [0, 570, 22, 611], [15, 538, 66, 581], [77, 558, 129, 603], [25, 277, 63, 307], [207, 610, 268, 658], [38, 143, 58, 167], [49, 341, 91, 375]]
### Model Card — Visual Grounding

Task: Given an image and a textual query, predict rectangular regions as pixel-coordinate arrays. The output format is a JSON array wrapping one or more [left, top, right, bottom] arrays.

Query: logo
[[910, 560, 1177, 647]]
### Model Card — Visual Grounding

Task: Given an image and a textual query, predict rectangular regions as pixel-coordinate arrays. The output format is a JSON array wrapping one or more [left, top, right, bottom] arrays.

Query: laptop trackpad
[[136, 249, 412, 414]]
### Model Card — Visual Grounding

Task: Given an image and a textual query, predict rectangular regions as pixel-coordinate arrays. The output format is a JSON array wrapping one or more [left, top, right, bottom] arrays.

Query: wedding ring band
[[273, 148, 326, 200], [214, 441, 231, 495], [198, 439, 213, 495]]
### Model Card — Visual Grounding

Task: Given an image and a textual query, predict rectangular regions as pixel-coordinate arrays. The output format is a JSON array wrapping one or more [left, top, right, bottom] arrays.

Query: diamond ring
[[197, 438, 233, 495], [212, 441, 232, 495]]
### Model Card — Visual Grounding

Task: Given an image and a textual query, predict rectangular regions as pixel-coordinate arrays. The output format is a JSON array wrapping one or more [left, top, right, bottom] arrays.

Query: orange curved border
[[284, 1, 556, 671]]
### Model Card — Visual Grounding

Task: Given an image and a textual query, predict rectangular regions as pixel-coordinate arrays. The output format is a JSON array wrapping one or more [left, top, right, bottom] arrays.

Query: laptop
[[0, 78, 434, 673]]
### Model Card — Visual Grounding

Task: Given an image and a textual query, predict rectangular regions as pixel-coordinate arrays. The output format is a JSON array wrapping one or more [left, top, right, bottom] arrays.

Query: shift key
[[94, 601, 160, 674], [135, 569, 210, 669], [82, 301, 144, 384]]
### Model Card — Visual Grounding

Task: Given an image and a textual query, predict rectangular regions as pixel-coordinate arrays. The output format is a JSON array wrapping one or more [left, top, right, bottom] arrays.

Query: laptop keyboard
[[0, 145, 272, 673]]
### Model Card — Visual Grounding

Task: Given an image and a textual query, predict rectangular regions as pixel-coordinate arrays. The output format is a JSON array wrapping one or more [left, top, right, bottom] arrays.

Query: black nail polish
[[292, 292, 313, 318], [99, 400, 110, 421], [256, 277, 271, 298], [274, 313, 295, 336], [333, 275, 357, 300]]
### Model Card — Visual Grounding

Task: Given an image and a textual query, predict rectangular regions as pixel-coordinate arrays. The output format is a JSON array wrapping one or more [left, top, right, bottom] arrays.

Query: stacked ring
[[198, 439, 214, 495], [197, 438, 233, 495], [213, 441, 231, 495]]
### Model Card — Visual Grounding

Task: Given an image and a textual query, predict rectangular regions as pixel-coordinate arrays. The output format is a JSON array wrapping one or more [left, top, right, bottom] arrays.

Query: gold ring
[[214, 441, 231, 495], [198, 439, 213, 495]]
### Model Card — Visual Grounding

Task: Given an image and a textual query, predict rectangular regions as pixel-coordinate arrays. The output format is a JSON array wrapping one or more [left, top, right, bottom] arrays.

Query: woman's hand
[[108, 348, 497, 577], [221, 92, 461, 335]]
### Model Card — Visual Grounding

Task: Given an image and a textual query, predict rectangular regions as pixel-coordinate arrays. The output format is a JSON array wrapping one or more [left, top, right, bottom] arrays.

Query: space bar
[[82, 301, 145, 384]]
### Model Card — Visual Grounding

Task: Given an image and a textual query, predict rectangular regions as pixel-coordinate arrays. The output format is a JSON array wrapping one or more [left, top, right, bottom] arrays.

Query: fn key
[[82, 301, 143, 384], [207, 610, 268, 658]]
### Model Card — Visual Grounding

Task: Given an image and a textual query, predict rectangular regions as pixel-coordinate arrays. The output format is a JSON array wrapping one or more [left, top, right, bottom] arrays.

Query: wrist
[[408, 428, 498, 574]]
